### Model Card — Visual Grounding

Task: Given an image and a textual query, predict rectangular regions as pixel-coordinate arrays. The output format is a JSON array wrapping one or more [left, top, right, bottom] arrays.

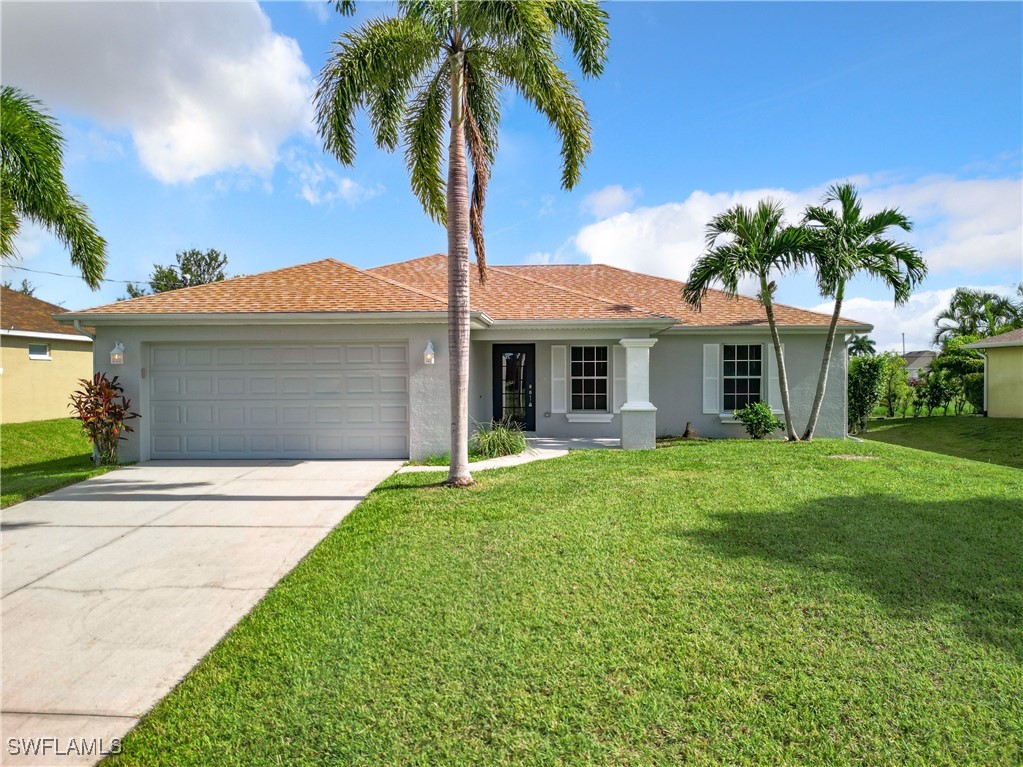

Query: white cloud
[[572, 174, 1022, 284], [285, 151, 381, 206], [580, 185, 642, 218], [2, 2, 314, 183], [816, 284, 1018, 354]]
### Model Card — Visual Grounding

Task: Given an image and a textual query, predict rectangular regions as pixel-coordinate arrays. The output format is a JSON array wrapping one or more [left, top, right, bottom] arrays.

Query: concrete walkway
[[398, 436, 618, 474], [0, 459, 401, 767]]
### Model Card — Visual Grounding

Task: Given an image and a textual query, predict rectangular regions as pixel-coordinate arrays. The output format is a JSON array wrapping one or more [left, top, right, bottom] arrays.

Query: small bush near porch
[[109, 440, 1021, 766]]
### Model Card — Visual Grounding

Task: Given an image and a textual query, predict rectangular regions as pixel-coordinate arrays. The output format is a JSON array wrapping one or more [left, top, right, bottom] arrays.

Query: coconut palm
[[933, 287, 1022, 346], [315, 0, 608, 486], [1, 86, 107, 289], [801, 183, 926, 440], [682, 199, 808, 441], [847, 334, 876, 357]]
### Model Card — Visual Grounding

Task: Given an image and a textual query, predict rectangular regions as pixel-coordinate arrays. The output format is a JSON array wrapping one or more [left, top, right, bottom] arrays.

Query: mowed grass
[[1, 418, 115, 507], [109, 441, 1023, 766], [863, 415, 1023, 469]]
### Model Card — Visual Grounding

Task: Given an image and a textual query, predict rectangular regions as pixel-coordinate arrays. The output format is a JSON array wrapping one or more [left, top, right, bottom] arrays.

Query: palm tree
[[847, 334, 876, 357], [682, 199, 808, 441], [315, 1, 608, 486], [1, 86, 107, 289], [933, 287, 1022, 346], [801, 183, 926, 440]]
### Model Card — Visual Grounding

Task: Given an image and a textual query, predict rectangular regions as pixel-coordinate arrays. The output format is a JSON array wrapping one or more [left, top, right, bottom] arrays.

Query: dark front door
[[492, 344, 536, 430]]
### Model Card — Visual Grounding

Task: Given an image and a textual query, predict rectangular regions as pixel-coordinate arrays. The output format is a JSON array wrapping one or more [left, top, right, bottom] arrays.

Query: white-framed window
[[570, 345, 609, 411], [722, 344, 762, 411], [27, 343, 51, 360]]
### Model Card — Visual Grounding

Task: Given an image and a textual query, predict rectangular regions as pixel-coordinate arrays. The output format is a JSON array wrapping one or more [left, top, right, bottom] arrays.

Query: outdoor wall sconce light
[[110, 342, 125, 365], [424, 341, 436, 365]]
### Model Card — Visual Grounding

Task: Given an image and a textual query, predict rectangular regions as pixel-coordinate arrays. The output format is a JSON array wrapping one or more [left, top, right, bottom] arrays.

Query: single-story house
[[964, 328, 1023, 419], [57, 255, 870, 461], [902, 350, 935, 384], [1, 286, 94, 423]]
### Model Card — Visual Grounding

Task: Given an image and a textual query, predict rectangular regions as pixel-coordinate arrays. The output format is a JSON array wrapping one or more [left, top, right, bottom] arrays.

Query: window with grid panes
[[722, 344, 762, 411], [570, 346, 609, 411]]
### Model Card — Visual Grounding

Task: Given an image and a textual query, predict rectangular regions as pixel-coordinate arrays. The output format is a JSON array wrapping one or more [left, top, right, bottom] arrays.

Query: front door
[[492, 344, 536, 430]]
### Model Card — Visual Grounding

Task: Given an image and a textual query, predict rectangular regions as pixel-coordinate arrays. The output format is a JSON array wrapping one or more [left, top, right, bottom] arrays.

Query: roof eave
[[963, 339, 1023, 349], [661, 323, 873, 334], [55, 311, 453, 326], [0, 328, 93, 342]]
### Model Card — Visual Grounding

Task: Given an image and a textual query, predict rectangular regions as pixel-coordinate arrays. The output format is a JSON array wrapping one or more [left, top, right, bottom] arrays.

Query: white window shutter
[[767, 343, 783, 408], [613, 345, 627, 413], [702, 344, 720, 414], [551, 345, 567, 414]]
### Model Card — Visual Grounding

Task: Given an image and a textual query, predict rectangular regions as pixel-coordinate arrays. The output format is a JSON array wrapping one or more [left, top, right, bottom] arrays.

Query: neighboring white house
[[902, 350, 936, 383], [58, 255, 870, 461]]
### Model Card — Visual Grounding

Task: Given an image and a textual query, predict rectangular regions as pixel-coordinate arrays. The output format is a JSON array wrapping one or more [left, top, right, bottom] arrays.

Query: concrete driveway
[[0, 459, 400, 766]]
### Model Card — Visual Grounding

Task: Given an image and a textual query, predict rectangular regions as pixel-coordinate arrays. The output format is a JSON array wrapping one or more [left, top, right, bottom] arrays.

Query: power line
[[0, 264, 143, 285]]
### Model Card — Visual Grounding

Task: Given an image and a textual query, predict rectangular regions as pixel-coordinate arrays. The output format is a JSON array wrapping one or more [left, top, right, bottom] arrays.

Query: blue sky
[[2, 1, 1020, 351]]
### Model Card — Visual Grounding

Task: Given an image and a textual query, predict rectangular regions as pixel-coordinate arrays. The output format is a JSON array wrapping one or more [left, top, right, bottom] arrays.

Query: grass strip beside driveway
[[2, 418, 114, 507], [109, 440, 1022, 766]]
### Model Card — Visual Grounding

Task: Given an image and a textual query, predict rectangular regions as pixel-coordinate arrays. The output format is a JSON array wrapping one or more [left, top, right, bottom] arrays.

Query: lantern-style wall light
[[424, 341, 436, 365], [110, 342, 125, 365]]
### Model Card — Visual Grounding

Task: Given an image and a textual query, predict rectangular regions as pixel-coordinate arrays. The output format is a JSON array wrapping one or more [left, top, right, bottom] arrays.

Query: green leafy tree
[[315, 0, 608, 485], [847, 354, 886, 433], [931, 334, 984, 414], [683, 199, 808, 441], [0, 86, 107, 289], [2, 278, 36, 296], [878, 352, 910, 418], [847, 334, 876, 357], [124, 248, 229, 297], [801, 183, 925, 440], [933, 287, 1022, 346]]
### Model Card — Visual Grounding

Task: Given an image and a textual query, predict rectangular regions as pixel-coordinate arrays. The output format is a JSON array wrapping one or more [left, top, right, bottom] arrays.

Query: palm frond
[[403, 63, 450, 224]]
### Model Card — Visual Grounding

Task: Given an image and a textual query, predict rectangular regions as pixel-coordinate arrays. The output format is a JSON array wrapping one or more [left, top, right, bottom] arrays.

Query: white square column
[[619, 338, 657, 449]]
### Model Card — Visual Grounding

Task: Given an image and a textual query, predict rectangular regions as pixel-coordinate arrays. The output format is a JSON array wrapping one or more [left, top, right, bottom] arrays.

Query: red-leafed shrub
[[69, 372, 140, 465]]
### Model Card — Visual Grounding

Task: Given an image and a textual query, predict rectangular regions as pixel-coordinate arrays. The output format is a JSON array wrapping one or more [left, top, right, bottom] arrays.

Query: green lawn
[[863, 415, 1023, 469], [1, 418, 115, 507], [109, 440, 1022, 766]]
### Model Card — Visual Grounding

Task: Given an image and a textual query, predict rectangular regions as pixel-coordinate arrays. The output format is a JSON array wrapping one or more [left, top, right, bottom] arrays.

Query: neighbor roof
[[63, 255, 869, 330], [964, 328, 1023, 348], [1, 286, 92, 338]]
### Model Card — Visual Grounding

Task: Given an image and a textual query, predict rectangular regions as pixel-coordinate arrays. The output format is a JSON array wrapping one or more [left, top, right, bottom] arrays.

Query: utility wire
[[0, 264, 143, 284]]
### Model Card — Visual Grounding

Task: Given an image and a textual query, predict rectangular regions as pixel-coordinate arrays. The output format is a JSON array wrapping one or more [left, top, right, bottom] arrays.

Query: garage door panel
[[150, 343, 410, 459]]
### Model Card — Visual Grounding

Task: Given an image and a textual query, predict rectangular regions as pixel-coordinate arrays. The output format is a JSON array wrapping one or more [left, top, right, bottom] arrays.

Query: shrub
[[734, 401, 783, 439], [69, 372, 140, 465], [848, 354, 886, 433], [963, 372, 985, 413], [472, 417, 527, 459]]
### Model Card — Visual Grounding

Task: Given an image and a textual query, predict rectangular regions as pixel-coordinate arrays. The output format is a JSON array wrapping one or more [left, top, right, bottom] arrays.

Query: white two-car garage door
[[149, 343, 410, 459]]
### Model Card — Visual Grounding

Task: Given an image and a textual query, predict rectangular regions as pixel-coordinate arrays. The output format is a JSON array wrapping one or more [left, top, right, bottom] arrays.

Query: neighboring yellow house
[[1, 286, 94, 423], [965, 328, 1023, 419]]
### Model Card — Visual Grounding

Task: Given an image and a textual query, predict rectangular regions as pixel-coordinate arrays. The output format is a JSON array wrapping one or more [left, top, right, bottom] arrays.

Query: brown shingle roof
[[967, 327, 1023, 345], [370, 255, 670, 322], [502, 263, 865, 328], [65, 254, 868, 329], [1, 286, 91, 337], [71, 259, 447, 315]]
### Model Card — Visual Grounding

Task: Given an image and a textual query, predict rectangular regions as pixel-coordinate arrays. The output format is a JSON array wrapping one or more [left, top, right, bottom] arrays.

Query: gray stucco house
[[58, 255, 870, 461]]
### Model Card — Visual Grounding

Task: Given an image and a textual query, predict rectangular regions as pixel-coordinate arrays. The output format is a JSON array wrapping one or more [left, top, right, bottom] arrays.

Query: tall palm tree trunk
[[446, 47, 472, 486], [802, 283, 843, 440], [762, 275, 800, 441]]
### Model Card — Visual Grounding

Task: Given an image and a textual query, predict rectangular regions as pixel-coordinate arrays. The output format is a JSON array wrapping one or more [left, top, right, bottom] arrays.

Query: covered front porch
[[469, 331, 661, 449]]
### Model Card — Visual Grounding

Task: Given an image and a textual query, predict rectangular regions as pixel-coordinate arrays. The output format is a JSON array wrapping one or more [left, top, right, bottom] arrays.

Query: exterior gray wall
[[469, 331, 849, 440], [90, 323, 450, 462], [649, 332, 848, 439]]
